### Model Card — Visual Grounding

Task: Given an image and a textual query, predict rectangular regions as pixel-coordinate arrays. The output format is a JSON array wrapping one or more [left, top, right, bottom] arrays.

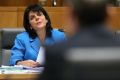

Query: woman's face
[[29, 11, 48, 31]]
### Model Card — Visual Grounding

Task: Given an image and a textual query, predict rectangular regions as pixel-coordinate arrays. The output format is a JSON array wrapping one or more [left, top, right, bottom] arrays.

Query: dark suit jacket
[[38, 25, 120, 80]]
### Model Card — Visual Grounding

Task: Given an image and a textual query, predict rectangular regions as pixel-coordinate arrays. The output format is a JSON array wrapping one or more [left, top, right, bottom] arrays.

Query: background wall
[[0, 7, 67, 29], [0, 0, 63, 7], [0, 0, 120, 34]]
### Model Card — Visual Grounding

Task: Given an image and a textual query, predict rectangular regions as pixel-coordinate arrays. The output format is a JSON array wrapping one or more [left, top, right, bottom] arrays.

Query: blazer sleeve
[[9, 35, 25, 66]]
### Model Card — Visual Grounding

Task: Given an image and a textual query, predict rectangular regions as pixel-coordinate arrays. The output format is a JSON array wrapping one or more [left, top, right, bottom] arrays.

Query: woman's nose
[[36, 18, 39, 21], [36, 16, 39, 21]]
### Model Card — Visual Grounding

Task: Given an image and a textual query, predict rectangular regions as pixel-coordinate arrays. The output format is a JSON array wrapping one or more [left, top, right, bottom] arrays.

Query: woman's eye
[[37, 12, 42, 16], [30, 16, 35, 20]]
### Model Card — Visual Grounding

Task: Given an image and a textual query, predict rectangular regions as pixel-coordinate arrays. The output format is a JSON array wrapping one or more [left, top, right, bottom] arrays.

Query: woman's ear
[[30, 25, 33, 30], [46, 19, 48, 23]]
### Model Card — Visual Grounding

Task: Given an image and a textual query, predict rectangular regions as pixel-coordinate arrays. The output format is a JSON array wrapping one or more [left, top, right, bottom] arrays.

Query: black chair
[[1, 28, 24, 66]]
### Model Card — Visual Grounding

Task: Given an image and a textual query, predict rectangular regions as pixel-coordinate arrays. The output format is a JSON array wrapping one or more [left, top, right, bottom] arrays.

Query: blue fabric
[[9, 29, 66, 66]]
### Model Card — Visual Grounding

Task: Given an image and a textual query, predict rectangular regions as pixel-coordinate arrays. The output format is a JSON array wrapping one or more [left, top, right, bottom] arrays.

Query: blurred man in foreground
[[38, 0, 120, 80]]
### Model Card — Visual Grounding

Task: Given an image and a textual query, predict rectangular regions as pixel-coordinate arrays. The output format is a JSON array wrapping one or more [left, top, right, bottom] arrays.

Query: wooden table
[[0, 73, 40, 80]]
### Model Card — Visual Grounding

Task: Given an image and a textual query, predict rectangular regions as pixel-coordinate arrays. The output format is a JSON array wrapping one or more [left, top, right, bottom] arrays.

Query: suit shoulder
[[52, 29, 65, 36], [16, 31, 29, 39], [51, 29, 66, 41]]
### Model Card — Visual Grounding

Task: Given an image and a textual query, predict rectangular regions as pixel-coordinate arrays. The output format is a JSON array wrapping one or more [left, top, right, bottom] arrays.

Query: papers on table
[[36, 46, 45, 65], [0, 65, 44, 74]]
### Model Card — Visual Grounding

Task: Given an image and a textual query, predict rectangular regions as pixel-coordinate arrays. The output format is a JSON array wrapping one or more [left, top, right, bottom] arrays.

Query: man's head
[[68, 0, 116, 27]]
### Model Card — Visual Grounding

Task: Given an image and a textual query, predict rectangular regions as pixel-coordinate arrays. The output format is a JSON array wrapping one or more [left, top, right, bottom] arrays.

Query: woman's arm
[[9, 34, 40, 67], [9, 35, 25, 66]]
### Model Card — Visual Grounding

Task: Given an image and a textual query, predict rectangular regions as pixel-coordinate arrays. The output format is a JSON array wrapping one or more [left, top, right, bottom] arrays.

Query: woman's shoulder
[[51, 29, 66, 40], [52, 29, 65, 35], [16, 31, 29, 39]]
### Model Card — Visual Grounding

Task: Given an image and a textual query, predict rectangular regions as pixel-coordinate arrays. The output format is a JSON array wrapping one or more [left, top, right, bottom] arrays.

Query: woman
[[9, 4, 66, 67]]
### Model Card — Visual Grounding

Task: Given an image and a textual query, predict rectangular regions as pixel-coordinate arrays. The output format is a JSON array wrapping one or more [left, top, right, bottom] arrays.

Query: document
[[0, 65, 44, 74], [36, 46, 45, 65]]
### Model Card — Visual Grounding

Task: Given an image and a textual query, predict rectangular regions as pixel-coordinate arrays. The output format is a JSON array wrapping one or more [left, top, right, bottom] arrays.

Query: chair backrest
[[1, 28, 25, 49], [1, 28, 25, 65]]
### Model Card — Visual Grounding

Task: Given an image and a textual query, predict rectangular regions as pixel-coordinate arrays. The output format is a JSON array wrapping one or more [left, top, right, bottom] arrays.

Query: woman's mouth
[[37, 22, 42, 25]]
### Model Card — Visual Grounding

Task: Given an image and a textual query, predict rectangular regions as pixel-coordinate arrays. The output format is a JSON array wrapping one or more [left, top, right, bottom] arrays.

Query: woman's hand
[[16, 60, 40, 68]]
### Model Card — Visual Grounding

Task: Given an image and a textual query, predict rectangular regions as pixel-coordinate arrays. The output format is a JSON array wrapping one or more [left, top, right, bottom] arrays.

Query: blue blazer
[[9, 29, 66, 66]]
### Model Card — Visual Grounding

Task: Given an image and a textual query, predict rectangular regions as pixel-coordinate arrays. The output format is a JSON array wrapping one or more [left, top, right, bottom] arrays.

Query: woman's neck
[[36, 28, 46, 45]]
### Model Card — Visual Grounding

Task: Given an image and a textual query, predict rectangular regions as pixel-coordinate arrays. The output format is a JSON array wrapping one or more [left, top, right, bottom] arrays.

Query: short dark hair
[[23, 4, 53, 39], [69, 0, 116, 26]]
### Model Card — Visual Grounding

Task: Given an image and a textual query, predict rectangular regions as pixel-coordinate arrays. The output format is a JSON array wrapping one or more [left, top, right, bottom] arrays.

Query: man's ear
[[106, 4, 117, 19], [64, 5, 80, 37], [106, 4, 117, 31]]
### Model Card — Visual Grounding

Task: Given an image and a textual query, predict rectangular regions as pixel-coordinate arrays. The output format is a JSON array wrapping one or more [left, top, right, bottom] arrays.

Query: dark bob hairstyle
[[23, 4, 53, 39]]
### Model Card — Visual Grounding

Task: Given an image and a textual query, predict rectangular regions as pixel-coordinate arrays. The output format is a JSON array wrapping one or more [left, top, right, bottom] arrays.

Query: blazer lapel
[[30, 37, 40, 54], [30, 37, 55, 54]]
